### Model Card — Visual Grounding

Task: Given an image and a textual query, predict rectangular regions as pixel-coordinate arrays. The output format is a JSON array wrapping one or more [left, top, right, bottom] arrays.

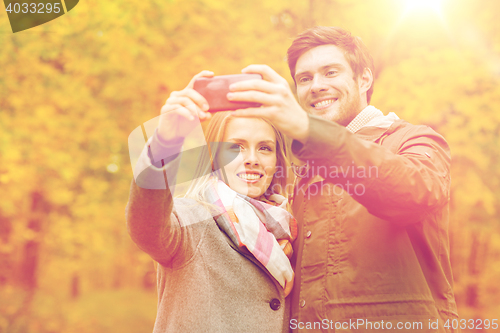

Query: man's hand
[[227, 65, 309, 144]]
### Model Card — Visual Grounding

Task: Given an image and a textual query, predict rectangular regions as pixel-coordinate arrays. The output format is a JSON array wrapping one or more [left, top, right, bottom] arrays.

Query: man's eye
[[299, 77, 311, 83], [326, 70, 337, 76]]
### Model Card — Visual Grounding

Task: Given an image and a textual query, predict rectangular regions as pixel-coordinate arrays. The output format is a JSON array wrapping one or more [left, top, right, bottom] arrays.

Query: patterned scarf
[[205, 178, 297, 297]]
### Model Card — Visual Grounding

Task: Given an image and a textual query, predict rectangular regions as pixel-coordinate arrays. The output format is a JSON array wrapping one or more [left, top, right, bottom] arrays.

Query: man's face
[[294, 44, 367, 126]]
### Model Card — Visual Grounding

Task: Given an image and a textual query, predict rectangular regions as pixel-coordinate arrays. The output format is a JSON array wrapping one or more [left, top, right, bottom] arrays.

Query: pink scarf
[[205, 178, 297, 296]]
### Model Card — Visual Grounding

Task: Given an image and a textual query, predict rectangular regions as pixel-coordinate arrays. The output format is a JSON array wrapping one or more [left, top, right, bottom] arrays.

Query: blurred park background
[[1, 0, 499, 332]]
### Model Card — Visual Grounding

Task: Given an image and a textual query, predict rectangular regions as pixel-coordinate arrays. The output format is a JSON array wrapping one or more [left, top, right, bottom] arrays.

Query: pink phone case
[[193, 74, 262, 112]]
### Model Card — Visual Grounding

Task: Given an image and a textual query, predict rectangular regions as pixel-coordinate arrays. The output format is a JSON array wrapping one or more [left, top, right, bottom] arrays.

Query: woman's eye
[[230, 144, 242, 151], [260, 145, 273, 152]]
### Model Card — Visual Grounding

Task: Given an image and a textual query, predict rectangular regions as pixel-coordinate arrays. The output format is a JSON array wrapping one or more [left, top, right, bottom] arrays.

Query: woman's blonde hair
[[184, 112, 292, 202]]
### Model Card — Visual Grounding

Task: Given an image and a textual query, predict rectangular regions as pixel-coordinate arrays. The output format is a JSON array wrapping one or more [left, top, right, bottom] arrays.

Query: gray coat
[[126, 179, 290, 332]]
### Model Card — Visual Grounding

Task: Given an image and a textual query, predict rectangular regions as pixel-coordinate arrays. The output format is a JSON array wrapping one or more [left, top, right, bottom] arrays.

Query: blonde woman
[[126, 71, 296, 333]]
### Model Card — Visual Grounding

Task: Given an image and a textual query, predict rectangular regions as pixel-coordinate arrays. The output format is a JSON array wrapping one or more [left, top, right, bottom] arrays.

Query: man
[[229, 26, 459, 332]]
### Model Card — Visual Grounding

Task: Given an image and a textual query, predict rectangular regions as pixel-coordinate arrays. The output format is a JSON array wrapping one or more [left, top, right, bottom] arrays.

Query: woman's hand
[[157, 70, 214, 141]]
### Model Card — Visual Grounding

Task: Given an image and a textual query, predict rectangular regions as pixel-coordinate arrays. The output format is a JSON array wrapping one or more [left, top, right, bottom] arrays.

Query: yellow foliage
[[1, 0, 499, 331]]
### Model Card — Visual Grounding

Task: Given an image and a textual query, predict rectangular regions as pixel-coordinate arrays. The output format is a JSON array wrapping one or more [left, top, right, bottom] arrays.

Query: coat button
[[300, 299, 306, 308], [270, 298, 281, 311], [306, 230, 312, 238]]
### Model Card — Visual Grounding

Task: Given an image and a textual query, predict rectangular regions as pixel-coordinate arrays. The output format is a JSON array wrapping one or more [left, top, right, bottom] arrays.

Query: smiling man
[[293, 44, 369, 126], [229, 26, 459, 332]]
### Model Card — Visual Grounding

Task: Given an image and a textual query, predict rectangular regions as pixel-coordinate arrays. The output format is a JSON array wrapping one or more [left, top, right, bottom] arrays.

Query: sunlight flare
[[404, 0, 443, 14]]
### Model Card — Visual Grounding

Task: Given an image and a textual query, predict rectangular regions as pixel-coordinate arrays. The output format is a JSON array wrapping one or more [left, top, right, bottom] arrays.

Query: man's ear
[[358, 67, 373, 95]]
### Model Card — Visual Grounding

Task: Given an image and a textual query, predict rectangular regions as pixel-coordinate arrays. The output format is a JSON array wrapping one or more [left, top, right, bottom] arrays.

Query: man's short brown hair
[[287, 26, 375, 103]]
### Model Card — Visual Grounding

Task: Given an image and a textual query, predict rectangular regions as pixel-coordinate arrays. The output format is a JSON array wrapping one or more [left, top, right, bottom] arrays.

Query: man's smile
[[311, 98, 338, 110]]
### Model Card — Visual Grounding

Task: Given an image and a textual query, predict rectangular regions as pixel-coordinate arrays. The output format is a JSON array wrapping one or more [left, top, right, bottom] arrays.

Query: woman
[[126, 71, 296, 332]]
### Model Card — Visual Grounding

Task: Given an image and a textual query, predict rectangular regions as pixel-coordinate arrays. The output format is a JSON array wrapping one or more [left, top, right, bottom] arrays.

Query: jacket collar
[[294, 109, 401, 187]]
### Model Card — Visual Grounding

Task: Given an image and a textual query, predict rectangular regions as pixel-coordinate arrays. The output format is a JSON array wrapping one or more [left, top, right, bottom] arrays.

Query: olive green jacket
[[289, 113, 459, 333]]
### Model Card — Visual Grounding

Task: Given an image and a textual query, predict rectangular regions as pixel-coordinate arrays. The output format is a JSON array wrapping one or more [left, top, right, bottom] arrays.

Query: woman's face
[[217, 117, 277, 198]]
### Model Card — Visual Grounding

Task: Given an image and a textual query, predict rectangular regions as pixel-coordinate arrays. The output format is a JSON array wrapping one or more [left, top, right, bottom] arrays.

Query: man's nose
[[310, 75, 329, 94]]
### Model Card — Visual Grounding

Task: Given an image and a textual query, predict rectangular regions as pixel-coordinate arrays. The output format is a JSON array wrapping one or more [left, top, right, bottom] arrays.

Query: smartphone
[[193, 74, 262, 112]]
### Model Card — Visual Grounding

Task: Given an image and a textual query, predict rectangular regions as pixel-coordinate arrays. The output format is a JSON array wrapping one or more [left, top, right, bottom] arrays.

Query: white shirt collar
[[346, 105, 384, 133]]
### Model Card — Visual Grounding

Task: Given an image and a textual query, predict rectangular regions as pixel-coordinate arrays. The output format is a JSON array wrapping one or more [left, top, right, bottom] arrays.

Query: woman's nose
[[243, 149, 259, 166]]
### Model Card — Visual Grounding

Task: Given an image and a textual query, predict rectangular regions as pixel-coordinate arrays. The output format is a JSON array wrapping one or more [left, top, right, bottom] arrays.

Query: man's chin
[[309, 106, 339, 120]]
